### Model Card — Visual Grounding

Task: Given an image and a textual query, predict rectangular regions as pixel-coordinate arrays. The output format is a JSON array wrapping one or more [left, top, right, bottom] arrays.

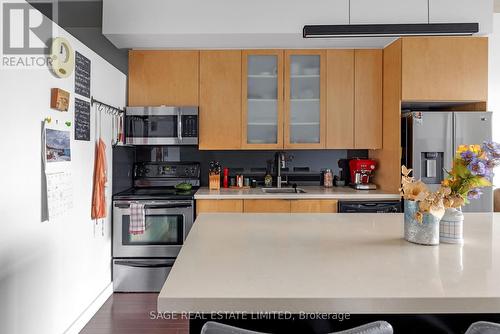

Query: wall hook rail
[[90, 96, 124, 116]]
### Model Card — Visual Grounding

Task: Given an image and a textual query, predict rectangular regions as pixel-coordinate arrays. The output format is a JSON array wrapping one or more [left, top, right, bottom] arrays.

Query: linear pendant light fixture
[[303, 23, 479, 38]]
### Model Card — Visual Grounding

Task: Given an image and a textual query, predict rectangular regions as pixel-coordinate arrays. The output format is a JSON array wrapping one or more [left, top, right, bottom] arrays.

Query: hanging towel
[[91, 138, 107, 219], [129, 203, 146, 235]]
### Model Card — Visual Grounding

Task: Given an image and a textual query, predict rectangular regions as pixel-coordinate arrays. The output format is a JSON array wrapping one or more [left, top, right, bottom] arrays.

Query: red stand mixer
[[349, 159, 377, 190]]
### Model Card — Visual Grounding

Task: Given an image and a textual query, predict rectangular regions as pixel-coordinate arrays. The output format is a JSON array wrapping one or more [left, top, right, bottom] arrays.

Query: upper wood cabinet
[[284, 50, 327, 149], [199, 51, 242, 150], [326, 50, 355, 149], [401, 37, 488, 102], [354, 49, 383, 149], [128, 50, 199, 106], [241, 50, 284, 150]]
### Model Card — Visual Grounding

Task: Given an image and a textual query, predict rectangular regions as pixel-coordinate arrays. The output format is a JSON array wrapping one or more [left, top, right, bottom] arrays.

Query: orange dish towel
[[91, 138, 107, 219]]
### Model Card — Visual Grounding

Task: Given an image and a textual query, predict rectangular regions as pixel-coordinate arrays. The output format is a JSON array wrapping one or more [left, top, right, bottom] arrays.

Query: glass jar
[[323, 169, 333, 188]]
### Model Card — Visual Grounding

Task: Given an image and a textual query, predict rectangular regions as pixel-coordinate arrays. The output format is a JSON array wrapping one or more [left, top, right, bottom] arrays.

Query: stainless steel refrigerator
[[402, 111, 493, 212]]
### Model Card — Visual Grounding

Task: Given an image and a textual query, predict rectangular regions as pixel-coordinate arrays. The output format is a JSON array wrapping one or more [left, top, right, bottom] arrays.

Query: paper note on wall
[[46, 171, 73, 220]]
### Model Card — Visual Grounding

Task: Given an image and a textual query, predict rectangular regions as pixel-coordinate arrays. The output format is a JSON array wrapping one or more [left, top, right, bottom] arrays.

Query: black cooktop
[[113, 187, 198, 201]]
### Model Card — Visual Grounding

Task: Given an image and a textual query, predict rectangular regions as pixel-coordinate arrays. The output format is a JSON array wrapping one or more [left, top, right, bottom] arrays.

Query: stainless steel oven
[[125, 106, 198, 145], [112, 258, 175, 292], [113, 200, 194, 258]]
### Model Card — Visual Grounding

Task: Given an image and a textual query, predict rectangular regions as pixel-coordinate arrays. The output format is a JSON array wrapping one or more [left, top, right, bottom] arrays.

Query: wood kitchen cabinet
[[241, 50, 284, 149], [369, 37, 488, 193], [128, 50, 199, 106], [326, 49, 382, 149], [290, 200, 338, 213], [199, 51, 242, 150], [326, 50, 355, 149], [243, 199, 291, 213], [354, 49, 383, 149], [284, 50, 327, 149], [196, 200, 243, 215], [401, 37, 488, 101]]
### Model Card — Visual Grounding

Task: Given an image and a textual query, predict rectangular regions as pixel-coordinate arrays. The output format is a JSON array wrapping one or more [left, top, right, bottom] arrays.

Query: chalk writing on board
[[75, 51, 91, 98], [75, 98, 90, 141]]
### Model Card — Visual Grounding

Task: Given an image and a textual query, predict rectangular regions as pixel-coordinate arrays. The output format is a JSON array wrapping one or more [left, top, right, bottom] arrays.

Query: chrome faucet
[[275, 152, 287, 188]]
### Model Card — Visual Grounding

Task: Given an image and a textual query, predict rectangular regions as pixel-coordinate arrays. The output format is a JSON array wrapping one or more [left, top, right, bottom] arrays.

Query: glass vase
[[404, 200, 440, 246]]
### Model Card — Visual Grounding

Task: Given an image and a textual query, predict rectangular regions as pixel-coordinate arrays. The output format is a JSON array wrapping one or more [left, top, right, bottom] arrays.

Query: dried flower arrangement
[[400, 166, 447, 222], [442, 142, 500, 205]]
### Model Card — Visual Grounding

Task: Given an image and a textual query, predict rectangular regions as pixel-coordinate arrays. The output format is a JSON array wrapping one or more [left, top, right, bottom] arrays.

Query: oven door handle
[[114, 260, 175, 268]]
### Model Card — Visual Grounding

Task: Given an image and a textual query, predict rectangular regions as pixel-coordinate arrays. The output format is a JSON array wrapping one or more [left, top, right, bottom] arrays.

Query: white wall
[[0, 4, 126, 334], [489, 13, 500, 188]]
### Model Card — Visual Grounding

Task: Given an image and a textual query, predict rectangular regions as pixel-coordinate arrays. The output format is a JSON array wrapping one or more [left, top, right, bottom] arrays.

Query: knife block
[[209, 173, 220, 190]]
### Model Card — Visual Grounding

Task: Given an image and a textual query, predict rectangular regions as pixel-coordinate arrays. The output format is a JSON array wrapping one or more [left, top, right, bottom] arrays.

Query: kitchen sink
[[261, 187, 307, 194]]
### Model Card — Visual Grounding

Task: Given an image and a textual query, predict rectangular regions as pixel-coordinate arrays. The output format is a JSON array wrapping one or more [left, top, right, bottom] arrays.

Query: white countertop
[[158, 213, 500, 314], [194, 186, 401, 200]]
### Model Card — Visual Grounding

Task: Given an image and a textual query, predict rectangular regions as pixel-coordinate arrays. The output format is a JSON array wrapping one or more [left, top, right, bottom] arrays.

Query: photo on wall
[[45, 128, 71, 163]]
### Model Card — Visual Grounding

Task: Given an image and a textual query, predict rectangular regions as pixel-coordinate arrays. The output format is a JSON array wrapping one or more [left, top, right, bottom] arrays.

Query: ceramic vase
[[404, 200, 440, 246], [439, 207, 464, 244]]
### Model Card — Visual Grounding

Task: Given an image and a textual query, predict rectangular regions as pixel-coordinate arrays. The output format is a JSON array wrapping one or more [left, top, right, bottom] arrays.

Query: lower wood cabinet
[[290, 199, 338, 213], [197, 199, 339, 214], [196, 199, 243, 215], [243, 199, 291, 213]]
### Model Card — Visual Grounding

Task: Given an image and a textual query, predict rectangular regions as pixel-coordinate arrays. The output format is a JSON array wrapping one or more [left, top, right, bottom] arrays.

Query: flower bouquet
[[400, 166, 446, 245], [439, 142, 500, 243]]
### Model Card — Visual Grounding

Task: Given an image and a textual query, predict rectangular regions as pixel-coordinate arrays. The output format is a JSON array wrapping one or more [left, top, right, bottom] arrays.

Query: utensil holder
[[209, 173, 220, 190]]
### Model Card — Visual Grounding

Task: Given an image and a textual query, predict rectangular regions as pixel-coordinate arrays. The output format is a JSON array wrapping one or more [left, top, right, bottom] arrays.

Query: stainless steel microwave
[[125, 106, 198, 145]]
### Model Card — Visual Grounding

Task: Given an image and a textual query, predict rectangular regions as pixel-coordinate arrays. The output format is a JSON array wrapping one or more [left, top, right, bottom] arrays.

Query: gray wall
[[28, 0, 128, 74], [114, 146, 368, 189]]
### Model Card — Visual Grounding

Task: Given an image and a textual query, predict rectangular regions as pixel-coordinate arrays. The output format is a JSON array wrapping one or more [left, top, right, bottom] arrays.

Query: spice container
[[236, 175, 244, 188], [323, 169, 333, 188]]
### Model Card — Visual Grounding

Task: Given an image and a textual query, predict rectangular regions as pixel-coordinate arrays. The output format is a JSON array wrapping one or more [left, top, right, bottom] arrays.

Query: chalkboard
[[74, 98, 90, 141], [75, 51, 91, 98]]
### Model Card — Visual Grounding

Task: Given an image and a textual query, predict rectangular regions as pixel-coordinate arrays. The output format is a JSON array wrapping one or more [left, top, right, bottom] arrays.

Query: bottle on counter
[[323, 169, 333, 188], [223, 168, 229, 188]]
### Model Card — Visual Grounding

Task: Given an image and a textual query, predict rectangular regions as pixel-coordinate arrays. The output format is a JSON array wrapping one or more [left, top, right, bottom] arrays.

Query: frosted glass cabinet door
[[242, 50, 284, 149], [285, 50, 326, 148]]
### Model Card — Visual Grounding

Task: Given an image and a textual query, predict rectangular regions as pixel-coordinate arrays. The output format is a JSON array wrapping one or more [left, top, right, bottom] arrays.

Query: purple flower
[[467, 158, 487, 176], [460, 150, 477, 162], [482, 141, 500, 159], [467, 188, 483, 200]]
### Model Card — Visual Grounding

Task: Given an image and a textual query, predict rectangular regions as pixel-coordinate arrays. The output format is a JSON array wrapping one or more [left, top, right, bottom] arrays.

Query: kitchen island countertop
[[158, 213, 500, 314], [194, 186, 400, 200]]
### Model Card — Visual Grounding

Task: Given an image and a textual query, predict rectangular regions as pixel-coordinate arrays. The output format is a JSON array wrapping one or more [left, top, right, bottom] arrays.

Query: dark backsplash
[[113, 146, 368, 191]]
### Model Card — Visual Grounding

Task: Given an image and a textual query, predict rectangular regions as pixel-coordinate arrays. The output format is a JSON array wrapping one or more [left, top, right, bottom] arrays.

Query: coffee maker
[[349, 159, 377, 190]]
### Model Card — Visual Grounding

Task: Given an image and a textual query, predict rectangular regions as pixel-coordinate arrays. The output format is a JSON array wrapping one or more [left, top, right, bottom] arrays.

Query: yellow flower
[[457, 145, 469, 154], [442, 179, 451, 187], [469, 144, 481, 154]]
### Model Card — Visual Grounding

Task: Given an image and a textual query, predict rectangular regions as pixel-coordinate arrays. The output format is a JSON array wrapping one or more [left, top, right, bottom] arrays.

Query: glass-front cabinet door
[[242, 50, 284, 149], [284, 50, 326, 149]]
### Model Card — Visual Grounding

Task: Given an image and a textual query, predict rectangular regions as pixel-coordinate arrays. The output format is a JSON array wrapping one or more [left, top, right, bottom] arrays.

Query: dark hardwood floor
[[80, 293, 189, 334]]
